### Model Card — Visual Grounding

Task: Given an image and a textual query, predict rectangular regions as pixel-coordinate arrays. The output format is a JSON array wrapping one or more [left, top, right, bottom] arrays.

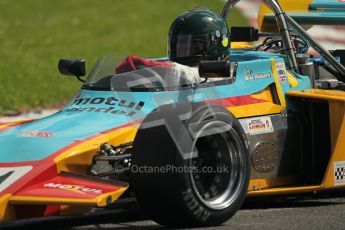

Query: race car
[[0, 0, 345, 227]]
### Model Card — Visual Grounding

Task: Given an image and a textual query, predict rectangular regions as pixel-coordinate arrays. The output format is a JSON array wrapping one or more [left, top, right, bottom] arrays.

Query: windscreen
[[83, 56, 196, 92]]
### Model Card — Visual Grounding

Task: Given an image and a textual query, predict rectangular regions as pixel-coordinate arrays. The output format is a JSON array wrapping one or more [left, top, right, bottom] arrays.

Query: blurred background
[[1, 0, 344, 119], [0, 0, 247, 115]]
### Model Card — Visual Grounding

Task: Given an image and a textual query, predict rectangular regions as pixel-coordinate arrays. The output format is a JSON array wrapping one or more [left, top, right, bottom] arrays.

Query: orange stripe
[[49, 119, 142, 160], [0, 120, 33, 133]]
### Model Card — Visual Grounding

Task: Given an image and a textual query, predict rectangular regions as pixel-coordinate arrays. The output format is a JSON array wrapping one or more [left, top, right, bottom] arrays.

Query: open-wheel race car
[[1, 0, 345, 227]]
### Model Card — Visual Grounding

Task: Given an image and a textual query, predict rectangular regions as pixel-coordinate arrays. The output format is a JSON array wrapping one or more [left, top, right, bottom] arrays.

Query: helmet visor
[[169, 34, 210, 59]]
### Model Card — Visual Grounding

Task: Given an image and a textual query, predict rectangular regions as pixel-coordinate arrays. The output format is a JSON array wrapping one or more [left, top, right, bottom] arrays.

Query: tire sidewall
[[131, 102, 250, 227], [173, 103, 251, 226]]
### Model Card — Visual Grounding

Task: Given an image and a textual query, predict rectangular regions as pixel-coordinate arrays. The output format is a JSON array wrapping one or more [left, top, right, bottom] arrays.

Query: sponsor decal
[[240, 116, 274, 135], [44, 183, 103, 194], [65, 97, 145, 117], [0, 166, 32, 192], [22, 131, 54, 137], [244, 69, 271, 81], [334, 161, 345, 185], [222, 35, 229, 47], [276, 62, 287, 84]]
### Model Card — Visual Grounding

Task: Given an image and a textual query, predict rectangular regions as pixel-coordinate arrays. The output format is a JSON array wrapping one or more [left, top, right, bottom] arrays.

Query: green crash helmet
[[168, 7, 230, 66]]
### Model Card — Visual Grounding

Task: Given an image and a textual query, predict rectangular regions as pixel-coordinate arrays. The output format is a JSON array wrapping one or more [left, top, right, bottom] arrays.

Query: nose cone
[[0, 110, 139, 163]]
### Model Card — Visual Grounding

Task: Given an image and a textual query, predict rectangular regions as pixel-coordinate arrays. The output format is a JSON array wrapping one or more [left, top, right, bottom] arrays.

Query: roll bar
[[221, 0, 345, 79], [285, 15, 345, 78], [221, 0, 298, 72]]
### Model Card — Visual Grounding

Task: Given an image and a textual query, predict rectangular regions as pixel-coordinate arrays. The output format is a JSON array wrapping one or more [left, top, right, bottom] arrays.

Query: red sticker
[[279, 75, 286, 84]]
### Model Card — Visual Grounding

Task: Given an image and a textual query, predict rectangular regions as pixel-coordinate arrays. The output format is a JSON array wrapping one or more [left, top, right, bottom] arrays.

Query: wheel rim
[[189, 120, 246, 210]]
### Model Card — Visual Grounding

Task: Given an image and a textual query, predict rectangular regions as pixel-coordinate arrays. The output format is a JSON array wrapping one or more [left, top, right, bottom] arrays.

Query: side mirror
[[58, 58, 86, 78], [199, 61, 237, 81], [231, 27, 259, 42]]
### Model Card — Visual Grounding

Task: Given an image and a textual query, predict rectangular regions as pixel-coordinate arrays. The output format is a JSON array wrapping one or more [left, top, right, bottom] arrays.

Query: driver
[[168, 7, 230, 67], [116, 7, 230, 85]]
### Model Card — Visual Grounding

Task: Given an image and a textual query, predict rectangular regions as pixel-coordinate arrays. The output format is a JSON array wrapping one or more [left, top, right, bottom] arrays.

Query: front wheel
[[131, 103, 250, 227]]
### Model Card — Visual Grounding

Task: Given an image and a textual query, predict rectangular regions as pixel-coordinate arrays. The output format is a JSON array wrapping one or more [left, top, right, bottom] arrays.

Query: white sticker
[[244, 69, 271, 81], [276, 61, 287, 84], [0, 166, 32, 192], [240, 116, 274, 135], [334, 161, 345, 185]]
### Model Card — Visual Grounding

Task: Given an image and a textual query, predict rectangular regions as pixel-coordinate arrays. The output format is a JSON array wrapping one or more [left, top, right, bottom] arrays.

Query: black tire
[[131, 103, 250, 227]]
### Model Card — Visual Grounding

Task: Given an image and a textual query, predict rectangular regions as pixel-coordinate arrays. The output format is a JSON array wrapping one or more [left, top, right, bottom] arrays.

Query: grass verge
[[0, 0, 247, 114]]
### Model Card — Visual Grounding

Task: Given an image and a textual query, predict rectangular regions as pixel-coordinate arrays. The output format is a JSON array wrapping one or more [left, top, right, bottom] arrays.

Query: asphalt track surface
[[2, 191, 345, 230]]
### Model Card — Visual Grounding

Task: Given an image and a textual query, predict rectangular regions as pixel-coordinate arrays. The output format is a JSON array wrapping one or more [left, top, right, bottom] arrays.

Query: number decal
[[0, 166, 32, 193]]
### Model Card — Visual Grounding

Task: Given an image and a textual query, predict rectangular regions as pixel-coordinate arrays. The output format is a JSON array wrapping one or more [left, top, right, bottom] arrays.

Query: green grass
[[0, 0, 247, 114]]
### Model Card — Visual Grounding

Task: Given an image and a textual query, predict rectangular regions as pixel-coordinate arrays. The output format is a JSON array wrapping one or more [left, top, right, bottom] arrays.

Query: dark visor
[[170, 34, 210, 59]]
